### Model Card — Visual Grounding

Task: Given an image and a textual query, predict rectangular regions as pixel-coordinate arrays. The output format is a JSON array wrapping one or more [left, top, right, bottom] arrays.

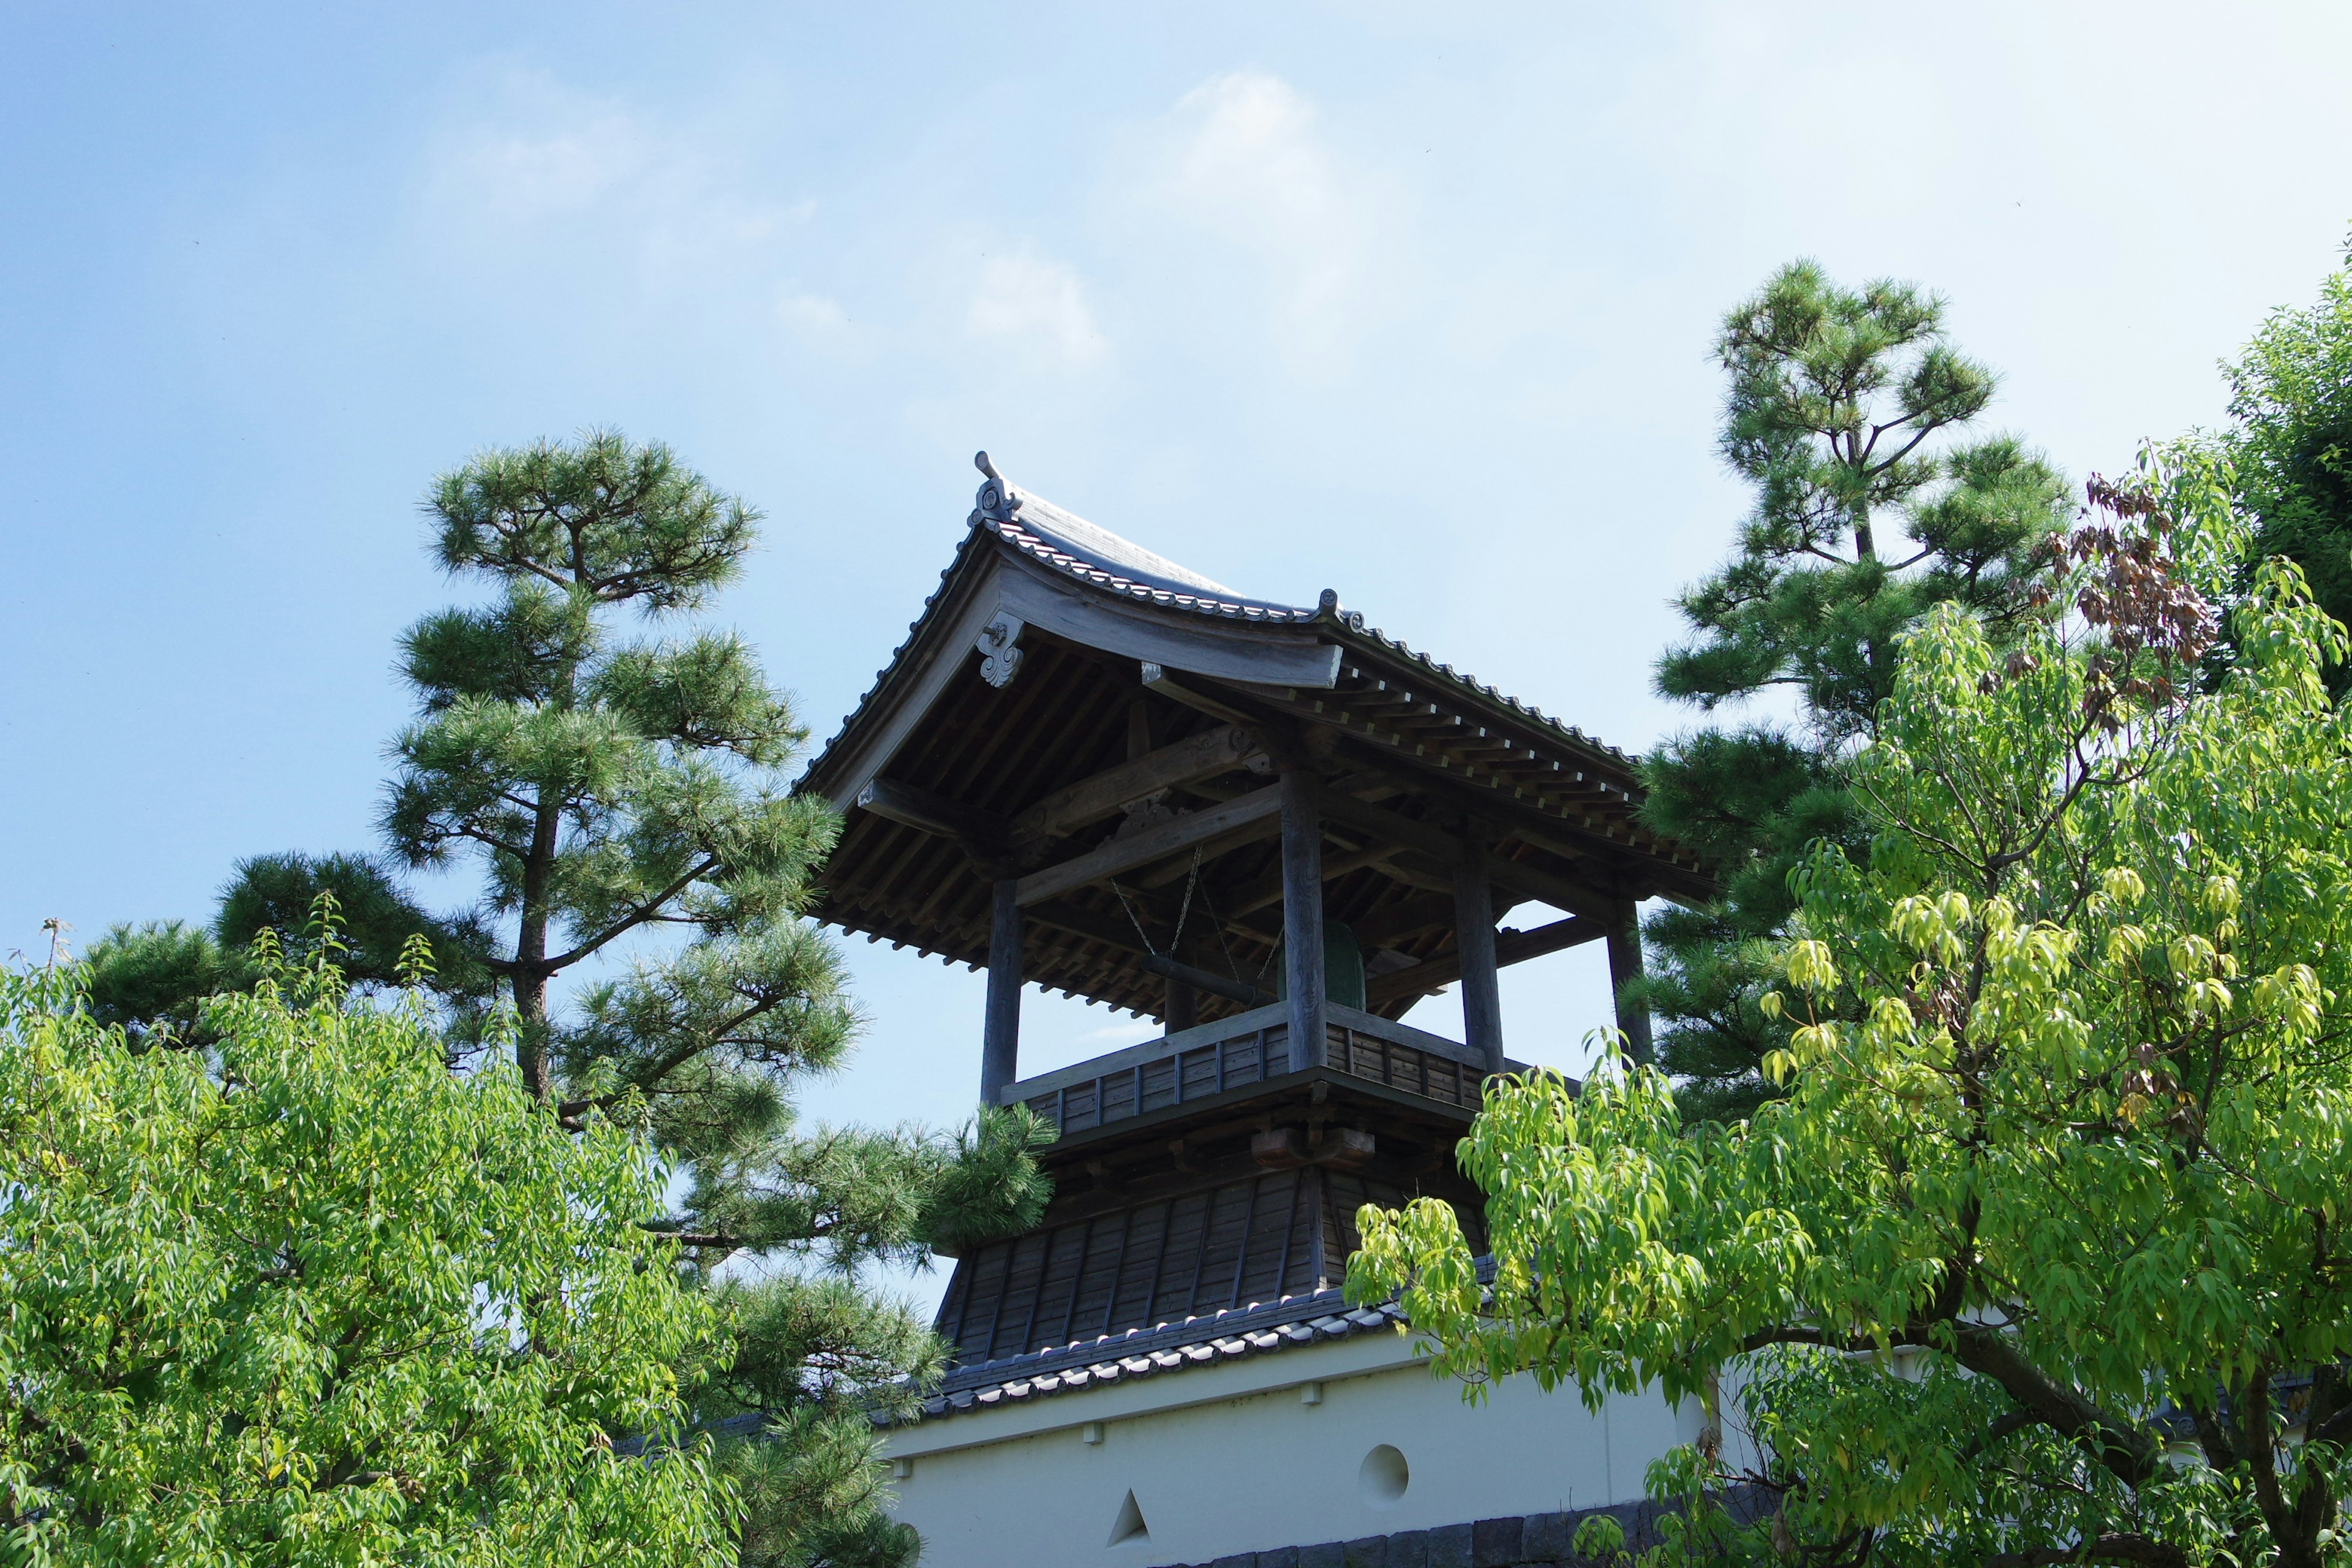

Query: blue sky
[[7, 2, 2351, 1305]]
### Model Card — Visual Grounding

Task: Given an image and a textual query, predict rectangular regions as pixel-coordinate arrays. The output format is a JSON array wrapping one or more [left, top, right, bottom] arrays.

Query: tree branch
[[1985, 1534, 2189, 1568], [541, 855, 723, 973], [1950, 1325, 2165, 1488]]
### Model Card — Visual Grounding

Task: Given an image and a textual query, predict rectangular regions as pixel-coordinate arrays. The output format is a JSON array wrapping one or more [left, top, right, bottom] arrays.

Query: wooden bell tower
[[798, 454, 1711, 1368]]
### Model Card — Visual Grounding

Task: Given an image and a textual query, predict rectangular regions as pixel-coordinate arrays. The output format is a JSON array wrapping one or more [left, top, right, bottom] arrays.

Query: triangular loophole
[[1108, 1490, 1149, 1546]]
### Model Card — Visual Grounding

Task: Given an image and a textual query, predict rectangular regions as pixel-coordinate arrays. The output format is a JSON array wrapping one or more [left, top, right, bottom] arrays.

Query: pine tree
[[82, 432, 1050, 1567], [1634, 263, 2068, 1120], [2221, 235, 2352, 688]]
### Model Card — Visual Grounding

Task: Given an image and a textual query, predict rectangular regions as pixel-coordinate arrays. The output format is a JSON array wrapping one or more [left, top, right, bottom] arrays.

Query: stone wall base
[[1161, 1490, 1769, 1568]]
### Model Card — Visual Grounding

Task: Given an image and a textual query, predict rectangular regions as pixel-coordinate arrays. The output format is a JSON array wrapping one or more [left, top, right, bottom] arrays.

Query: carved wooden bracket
[[976, 610, 1026, 688]]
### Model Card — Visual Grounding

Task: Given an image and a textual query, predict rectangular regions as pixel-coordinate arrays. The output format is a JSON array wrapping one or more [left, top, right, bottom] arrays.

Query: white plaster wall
[[883, 1335, 1702, 1568]]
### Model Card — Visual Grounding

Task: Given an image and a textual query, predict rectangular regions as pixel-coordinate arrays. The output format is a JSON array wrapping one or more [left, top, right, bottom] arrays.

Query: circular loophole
[[1359, 1444, 1409, 1509]]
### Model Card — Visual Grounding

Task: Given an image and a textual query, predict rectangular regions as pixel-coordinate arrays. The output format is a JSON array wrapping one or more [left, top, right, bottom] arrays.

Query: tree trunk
[[514, 796, 559, 1102]]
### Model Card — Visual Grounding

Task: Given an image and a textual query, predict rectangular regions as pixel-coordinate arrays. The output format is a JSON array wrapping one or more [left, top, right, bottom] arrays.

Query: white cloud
[[432, 101, 652, 224], [966, 248, 1108, 368], [1131, 70, 1392, 373], [776, 289, 866, 359], [413, 72, 802, 303]]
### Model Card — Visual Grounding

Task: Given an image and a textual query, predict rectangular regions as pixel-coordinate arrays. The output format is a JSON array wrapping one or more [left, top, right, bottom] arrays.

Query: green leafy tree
[[2222, 236, 2352, 690], [1356, 466, 2352, 1567], [80, 432, 1051, 1567], [1637, 262, 2071, 1119], [0, 940, 735, 1567]]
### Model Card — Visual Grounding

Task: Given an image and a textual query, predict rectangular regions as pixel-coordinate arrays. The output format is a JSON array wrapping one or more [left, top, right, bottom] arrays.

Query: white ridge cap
[[1010, 491, 1245, 599]]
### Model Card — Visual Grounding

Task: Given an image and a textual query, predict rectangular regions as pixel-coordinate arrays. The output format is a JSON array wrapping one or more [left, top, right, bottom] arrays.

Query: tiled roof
[[805, 521, 990, 778], [986, 511, 1318, 624], [991, 498, 1640, 771], [1324, 611, 1640, 771], [875, 1283, 1414, 1428], [804, 460, 1647, 789]]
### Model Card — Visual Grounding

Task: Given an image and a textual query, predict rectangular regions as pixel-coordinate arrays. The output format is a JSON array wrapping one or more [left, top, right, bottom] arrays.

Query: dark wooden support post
[[1452, 832, 1506, 1074], [981, 879, 1023, 1104], [1605, 900, 1653, 1065], [1279, 766, 1327, 1072], [1163, 973, 1199, 1033]]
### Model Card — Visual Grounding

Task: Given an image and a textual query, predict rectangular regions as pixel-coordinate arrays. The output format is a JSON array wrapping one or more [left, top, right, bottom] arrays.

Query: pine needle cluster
[[1637, 263, 2070, 1119]]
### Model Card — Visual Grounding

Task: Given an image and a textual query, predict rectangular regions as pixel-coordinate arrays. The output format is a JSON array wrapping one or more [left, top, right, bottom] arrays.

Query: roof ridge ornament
[[973, 450, 1020, 526]]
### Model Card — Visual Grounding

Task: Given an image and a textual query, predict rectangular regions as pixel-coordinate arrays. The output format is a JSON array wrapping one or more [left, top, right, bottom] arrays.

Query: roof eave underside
[[804, 524, 1670, 830], [794, 506, 1716, 1012]]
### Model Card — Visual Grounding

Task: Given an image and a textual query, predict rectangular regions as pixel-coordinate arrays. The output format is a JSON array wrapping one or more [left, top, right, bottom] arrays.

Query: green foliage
[[383, 435, 830, 1101], [1355, 475, 2352, 1567], [1639, 262, 2070, 1118], [81, 854, 492, 1050], [0, 946, 733, 1567], [76, 920, 249, 1046], [76, 431, 1054, 1566], [2223, 234, 2352, 693]]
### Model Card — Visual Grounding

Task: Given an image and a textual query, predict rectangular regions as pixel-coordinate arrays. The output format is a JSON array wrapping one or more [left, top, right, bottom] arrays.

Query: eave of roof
[[801, 458, 1654, 799], [872, 1284, 1412, 1428], [879, 1251, 1510, 1429]]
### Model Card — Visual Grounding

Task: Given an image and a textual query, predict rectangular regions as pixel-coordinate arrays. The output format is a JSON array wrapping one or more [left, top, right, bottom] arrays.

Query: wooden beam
[[1012, 785, 1283, 907], [1365, 914, 1599, 1006], [1023, 898, 1149, 956], [1316, 790, 1619, 921], [856, 776, 1008, 849], [1163, 971, 1200, 1031], [1483, 851, 1618, 924], [1313, 788, 1466, 867], [1026, 884, 1274, 962], [1141, 953, 1270, 1009], [1222, 840, 1398, 917], [1009, 723, 1262, 846], [1140, 662, 1256, 725], [1498, 913, 1600, 967], [1350, 893, 1461, 948], [1131, 813, 1289, 891], [1327, 735, 1719, 904], [1378, 856, 1461, 899]]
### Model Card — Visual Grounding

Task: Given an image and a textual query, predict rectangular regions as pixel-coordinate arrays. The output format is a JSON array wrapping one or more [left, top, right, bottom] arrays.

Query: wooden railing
[[1003, 1003, 1507, 1139]]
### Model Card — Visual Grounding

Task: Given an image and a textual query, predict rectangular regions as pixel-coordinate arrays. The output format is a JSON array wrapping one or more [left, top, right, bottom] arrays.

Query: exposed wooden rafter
[[1009, 722, 1263, 846], [1013, 785, 1285, 907], [855, 776, 1006, 851], [1364, 913, 1599, 1006]]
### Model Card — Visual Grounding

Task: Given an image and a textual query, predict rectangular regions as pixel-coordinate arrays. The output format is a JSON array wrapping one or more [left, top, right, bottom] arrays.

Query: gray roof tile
[[804, 467, 1648, 797], [869, 1268, 1505, 1428]]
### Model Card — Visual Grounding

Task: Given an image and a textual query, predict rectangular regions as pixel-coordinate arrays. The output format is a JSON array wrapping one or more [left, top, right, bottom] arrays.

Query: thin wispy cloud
[[413, 71, 802, 304], [966, 248, 1109, 368], [1128, 70, 1396, 375]]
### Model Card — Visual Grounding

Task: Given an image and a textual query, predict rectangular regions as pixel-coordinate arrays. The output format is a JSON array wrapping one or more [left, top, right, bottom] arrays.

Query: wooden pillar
[[1279, 766, 1327, 1072], [1163, 974, 1199, 1034], [1605, 900, 1653, 1065], [1452, 832, 1506, 1074], [980, 878, 1023, 1104], [1305, 1163, 1329, 1289]]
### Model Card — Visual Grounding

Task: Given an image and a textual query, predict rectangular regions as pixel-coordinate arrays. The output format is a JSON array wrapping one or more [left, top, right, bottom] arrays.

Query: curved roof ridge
[[1008, 491, 1248, 600]]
